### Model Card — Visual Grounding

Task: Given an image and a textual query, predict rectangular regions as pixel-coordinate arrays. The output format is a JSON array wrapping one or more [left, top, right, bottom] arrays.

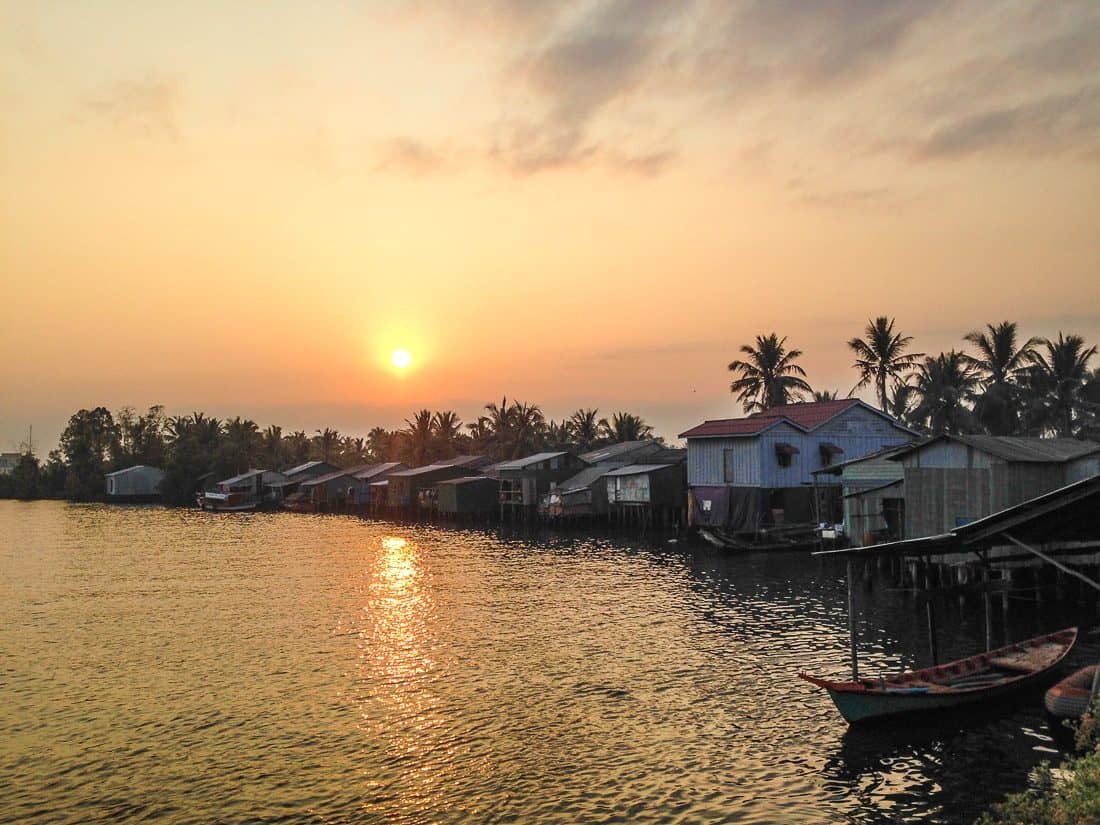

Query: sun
[[391, 348, 412, 370]]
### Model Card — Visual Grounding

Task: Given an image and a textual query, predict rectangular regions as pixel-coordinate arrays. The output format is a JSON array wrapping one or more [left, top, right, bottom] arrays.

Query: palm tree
[[599, 411, 654, 443], [568, 408, 602, 451], [910, 351, 981, 434], [285, 431, 311, 464], [262, 424, 284, 468], [545, 419, 573, 450], [728, 333, 812, 412], [886, 379, 918, 426], [813, 390, 839, 402], [963, 321, 1041, 436], [1027, 332, 1098, 437], [403, 410, 435, 465], [848, 317, 923, 411], [431, 410, 462, 457], [508, 401, 545, 458], [366, 427, 393, 462], [340, 436, 369, 465], [312, 428, 341, 463]]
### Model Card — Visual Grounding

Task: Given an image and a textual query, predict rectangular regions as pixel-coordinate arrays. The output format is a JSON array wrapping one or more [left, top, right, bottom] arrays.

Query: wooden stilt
[[847, 559, 859, 681], [925, 599, 938, 666]]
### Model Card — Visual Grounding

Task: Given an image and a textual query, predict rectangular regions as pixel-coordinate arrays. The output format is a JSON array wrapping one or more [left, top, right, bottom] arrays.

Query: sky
[[2, 0, 1099, 452]]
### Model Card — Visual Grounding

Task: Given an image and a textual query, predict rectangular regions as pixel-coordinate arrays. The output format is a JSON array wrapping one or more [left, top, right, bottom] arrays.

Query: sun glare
[[391, 348, 412, 370]]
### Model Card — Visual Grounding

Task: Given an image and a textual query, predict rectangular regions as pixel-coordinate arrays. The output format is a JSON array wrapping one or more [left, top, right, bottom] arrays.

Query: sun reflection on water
[[355, 534, 456, 819]]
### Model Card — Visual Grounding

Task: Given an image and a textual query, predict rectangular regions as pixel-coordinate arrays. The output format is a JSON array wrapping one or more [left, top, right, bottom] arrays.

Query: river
[[1, 501, 1095, 824]]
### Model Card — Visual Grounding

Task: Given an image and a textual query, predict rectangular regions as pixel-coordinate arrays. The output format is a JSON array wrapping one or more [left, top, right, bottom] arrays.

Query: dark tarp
[[729, 487, 770, 530], [690, 486, 729, 527]]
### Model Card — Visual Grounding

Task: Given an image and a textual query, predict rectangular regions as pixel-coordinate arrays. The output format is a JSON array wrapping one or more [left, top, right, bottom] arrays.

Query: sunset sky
[[3, 1, 1099, 452]]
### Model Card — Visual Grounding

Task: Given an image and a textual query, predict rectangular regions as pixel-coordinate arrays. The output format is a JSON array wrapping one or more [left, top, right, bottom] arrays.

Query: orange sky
[[2, 1, 1099, 452]]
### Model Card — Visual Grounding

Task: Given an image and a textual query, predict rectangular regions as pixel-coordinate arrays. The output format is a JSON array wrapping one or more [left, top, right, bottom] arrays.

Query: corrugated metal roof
[[350, 462, 405, 479], [603, 464, 678, 477], [433, 455, 490, 469], [495, 451, 569, 470], [105, 465, 160, 477], [300, 469, 357, 487], [579, 440, 658, 464], [436, 476, 497, 486], [282, 460, 326, 476], [679, 399, 865, 438], [390, 463, 467, 478], [556, 466, 612, 492], [812, 441, 923, 475], [893, 435, 1100, 464], [219, 469, 272, 485]]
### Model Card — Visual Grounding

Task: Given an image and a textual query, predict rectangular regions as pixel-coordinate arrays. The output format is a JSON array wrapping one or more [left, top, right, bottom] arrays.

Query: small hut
[[436, 476, 499, 519], [299, 470, 358, 513], [605, 460, 687, 527], [497, 451, 586, 520], [105, 465, 165, 502], [387, 463, 475, 514]]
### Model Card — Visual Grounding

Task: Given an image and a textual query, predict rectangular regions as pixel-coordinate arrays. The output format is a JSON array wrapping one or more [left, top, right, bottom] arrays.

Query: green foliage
[[728, 333, 812, 412], [11, 452, 40, 499], [976, 701, 1100, 825], [59, 407, 117, 501]]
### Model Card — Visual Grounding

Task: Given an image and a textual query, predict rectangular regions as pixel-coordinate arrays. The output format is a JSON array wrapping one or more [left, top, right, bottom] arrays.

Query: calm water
[[2, 501, 1096, 824]]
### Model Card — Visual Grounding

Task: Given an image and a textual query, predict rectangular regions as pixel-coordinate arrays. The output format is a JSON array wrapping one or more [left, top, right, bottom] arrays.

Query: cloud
[[374, 137, 450, 175], [83, 77, 182, 138], [907, 87, 1100, 160]]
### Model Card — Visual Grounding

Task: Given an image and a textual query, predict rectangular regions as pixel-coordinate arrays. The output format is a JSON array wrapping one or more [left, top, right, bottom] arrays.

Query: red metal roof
[[679, 399, 863, 438]]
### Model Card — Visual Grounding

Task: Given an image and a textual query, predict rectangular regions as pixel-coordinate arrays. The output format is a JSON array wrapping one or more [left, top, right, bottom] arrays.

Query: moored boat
[[1044, 664, 1098, 720], [801, 628, 1078, 724]]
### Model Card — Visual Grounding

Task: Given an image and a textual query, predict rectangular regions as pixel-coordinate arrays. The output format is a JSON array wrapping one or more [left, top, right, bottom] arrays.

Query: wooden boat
[[1044, 664, 1098, 720], [801, 628, 1078, 724], [196, 490, 260, 512]]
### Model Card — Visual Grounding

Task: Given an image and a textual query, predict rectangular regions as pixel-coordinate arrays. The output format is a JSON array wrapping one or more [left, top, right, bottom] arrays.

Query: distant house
[[547, 466, 616, 519], [105, 465, 166, 502], [435, 476, 499, 517], [387, 462, 483, 512], [605, 455, 687, 527], [0, 453, 20, 476], [496, 451, 587, 518], [891, 435, 1100, 540], [680, 399, 916, 532], [349, 462, 407, 511], [812, 444, 914, 546], [282, 460, 342, 482], [298, 470, 359, 513], [200, 469, 287, 511]]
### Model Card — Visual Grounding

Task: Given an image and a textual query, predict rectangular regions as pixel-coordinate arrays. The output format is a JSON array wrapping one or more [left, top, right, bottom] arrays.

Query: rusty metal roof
[[495, 451, 570, 470], [892, 435, 1100, 464], [679, 399, 906, 439]]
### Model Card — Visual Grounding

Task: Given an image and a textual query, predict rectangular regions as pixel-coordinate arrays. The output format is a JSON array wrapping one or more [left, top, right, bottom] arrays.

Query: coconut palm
[[848, 317, 923, 411], [312, 428, 341, 463], [431, 410, 462, 457], [262, 424, 284, 468], [963, 321, 1041, 436], [403, 410, 435, 466], [728, 333, 812, 412], [886, 379, 918, 426], [1026, 333, 1098, 437], [599, 411, 654, 443], [568, 408, 602, 451], [366, 427, 394, 462], [508, 401, 545, 458], [285, 431, 311, 464], [545, 419, 573, 451], [813, 390, 839, 402], [910, 351, 981, 434]]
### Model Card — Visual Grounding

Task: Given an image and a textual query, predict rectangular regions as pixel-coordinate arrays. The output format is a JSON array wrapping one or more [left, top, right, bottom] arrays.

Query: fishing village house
[[886, 435, 1100, 542], [385, 455, 490, 514], [496, 451, 587, 520], [603, 448, 688, 528], [680, 399, 917, 535], [0, 452, 20, 475], [435, 476, 500, 519], [104, 465, 166, 502], [349, 462, 406, 514], [545, 440, 665, 520]]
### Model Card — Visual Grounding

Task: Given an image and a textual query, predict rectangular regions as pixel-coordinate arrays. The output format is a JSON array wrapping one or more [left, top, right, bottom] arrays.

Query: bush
[[976, 701, 1100, 825]]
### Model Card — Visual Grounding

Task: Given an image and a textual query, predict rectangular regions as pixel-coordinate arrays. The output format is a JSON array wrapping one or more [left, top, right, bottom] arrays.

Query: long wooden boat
[[196, 491, 260, 512], [801, 627, 1078, 724], [1044, 664, 1098, 720]]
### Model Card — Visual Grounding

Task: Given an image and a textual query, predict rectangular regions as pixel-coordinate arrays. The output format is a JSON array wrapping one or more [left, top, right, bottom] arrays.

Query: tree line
[[729, 318, 1099, 439], [0, 400, 656, 504]]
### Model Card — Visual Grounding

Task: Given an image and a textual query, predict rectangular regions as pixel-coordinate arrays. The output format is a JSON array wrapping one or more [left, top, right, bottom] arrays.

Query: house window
[[774, 443, 799, 468]]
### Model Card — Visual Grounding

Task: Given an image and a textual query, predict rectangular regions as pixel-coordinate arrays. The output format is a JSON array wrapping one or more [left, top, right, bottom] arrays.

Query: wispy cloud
[[374, 137, 451, 176], [83, 77, 182, 138]]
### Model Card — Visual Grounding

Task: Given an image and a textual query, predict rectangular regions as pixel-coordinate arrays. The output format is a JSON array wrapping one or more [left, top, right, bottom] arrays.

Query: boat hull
[[1044, 665, 1097, 719], [802, 628, 1078, 724]]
